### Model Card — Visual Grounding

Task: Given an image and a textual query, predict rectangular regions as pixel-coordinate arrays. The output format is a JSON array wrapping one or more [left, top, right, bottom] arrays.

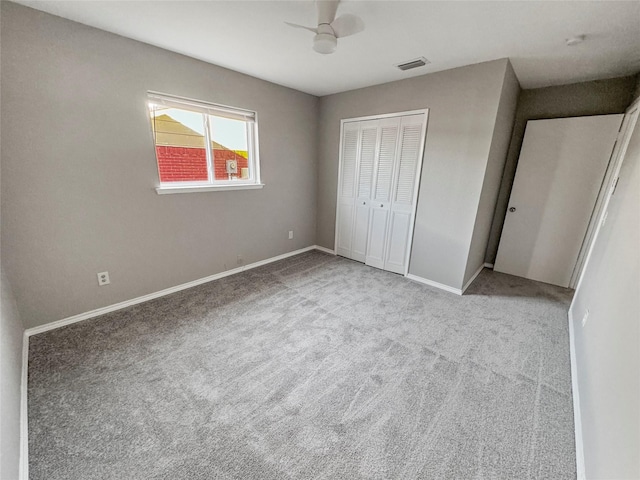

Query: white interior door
[[366, 117, 400, 269], [335, 122, 359, 258], [384, 115, 426, 274], [494, 115, 623, 287]]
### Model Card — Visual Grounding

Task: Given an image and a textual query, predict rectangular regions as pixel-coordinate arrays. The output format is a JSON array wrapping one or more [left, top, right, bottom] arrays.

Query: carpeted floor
[[28, 251, 576, 479]]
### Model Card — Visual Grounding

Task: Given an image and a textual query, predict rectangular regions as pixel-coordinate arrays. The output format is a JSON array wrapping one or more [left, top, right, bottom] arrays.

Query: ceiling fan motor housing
[[313, 32, 337, 54], [286, 2, 364, 55]]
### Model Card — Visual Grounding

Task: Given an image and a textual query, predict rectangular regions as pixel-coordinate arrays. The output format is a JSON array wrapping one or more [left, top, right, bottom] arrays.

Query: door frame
[[572, 97, 640, 290], [334, 108, 429, 276]]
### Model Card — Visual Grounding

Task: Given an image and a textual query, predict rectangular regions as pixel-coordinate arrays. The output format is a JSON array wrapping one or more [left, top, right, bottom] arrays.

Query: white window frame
[[147, 91, 263, 194]]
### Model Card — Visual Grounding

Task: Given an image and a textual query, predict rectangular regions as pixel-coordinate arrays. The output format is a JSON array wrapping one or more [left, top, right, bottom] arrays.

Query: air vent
[[395, 57, 430, 71]]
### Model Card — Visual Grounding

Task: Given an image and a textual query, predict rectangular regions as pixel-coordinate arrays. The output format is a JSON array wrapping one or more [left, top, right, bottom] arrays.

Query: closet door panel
[[336, 205, 355, 255], [394, 119, 423, 205], [385, 212, 411, 274], [357, 126, 378, 199], [366, 118, 400, 268], [373, 121, 400, 203], [385, 116, 426, 274], [351, 205, 370, 262], [366, 208, 389, 269], [352, 123, 379, 262], [336, 124, 360, 258]]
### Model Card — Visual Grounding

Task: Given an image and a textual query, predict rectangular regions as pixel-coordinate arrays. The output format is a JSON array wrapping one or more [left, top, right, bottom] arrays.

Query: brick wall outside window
[[156, 146, 248, 182]]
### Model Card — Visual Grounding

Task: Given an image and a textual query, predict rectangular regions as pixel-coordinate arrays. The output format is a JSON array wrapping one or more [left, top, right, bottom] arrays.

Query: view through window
[[148, 93, 260, 189]]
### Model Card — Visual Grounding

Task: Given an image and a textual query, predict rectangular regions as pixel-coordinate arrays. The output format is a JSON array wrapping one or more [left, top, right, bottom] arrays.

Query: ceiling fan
[[285, 0, 365, 54]]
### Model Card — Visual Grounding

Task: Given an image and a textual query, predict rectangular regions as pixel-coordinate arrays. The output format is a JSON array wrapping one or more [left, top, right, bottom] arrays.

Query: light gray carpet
[[28, 251, 576, 479]]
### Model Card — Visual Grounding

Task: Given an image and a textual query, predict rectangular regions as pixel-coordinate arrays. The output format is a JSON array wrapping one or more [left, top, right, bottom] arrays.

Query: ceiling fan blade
[[330, 13, 365, 38], [316, 0, 340, 25], [284, 21, 318, 34]]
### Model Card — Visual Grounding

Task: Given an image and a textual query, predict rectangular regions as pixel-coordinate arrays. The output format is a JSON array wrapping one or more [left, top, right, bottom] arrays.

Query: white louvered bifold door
[[384, 115, 426, 274], [336, 122, 360, 258], [365, 117, 401, 269], [351, 121, 380, 262]]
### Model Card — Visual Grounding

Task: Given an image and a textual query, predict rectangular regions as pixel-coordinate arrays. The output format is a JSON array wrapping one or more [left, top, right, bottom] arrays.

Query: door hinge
[[611, 176, 620, 196]]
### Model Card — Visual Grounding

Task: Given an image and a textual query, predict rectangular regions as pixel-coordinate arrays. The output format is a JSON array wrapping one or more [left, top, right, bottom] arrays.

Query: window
[[147, 92, 262, 193]]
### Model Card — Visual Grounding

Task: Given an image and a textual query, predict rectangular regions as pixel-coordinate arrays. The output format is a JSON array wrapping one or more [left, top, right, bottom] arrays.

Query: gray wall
[[569, 105, 639, 479], [463, 61, 520, 283], [485, 75, 637, 264], [0, 270, 24, 480], [1, 3, 319, 328], [318, 59, 509, 289], [0, 6, 25, 475]]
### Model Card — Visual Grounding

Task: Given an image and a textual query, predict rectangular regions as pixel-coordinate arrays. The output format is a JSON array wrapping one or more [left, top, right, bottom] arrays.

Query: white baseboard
[[13, 251, 539, 480], [406, 264, 486, 296], [406, 274, 462, 295], [25, 245, 326, 338], [568, 309, 586, 480], [484, 262, 494, 269], [314, 245, 336, 255], [19, 332, 29, 480], [461, 264, 485, 294], [19, 244, 335, 479]]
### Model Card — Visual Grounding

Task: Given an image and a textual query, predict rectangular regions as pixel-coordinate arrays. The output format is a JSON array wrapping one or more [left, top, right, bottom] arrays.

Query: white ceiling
[[13, 0, 640, 96]]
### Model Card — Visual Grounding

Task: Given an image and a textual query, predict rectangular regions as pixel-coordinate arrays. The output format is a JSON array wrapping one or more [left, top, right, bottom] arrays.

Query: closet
[[335, 111, 428, 275]]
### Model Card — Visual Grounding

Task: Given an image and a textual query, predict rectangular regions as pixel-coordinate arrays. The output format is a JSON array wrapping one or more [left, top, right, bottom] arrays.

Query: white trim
[[314, 245, 336, 255], [333, 119, 346, 258], [568, 309, 586, 480], [19, 332, 29, 480], [572, 103, 640, 294], [155, 184, 264, 195], [399, 111, 430, 276], [251, 119, 261, 189], [19, 245, 334, 478], [24, 246, 325, 337], [340, 109, 429, 124], [147, 91, 256, 121], [627, 94, 640, 112], [405, 264, 485, 296], [461, 264, 484, 294], [405, 273, 462, 295], [484, 263, 494, 269], [569, 112, 629, 288]]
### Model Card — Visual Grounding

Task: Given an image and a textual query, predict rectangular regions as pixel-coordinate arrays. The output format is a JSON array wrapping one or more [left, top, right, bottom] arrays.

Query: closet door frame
[[334, 108, 429, 276]]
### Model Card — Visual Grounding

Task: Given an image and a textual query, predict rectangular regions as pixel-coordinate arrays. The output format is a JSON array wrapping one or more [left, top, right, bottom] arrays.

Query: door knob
[[380, 204, 384, 207], [509, 207, 516, 212], [363, 201, 366, 205]]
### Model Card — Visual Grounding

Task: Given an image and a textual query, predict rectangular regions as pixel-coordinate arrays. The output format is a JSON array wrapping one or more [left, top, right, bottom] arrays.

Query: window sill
[[155, 184, 265, 195]]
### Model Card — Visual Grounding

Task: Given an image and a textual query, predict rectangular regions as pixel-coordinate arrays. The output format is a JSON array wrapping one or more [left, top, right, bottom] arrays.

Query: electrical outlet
[[581, 309, 589, 327], [97, 271, 110, 286], [236, 255, 243, 265], [288, 230, 294, 240]]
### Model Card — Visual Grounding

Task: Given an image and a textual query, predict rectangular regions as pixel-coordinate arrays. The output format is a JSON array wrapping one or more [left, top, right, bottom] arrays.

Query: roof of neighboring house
[[152, 114, 232, 151]]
